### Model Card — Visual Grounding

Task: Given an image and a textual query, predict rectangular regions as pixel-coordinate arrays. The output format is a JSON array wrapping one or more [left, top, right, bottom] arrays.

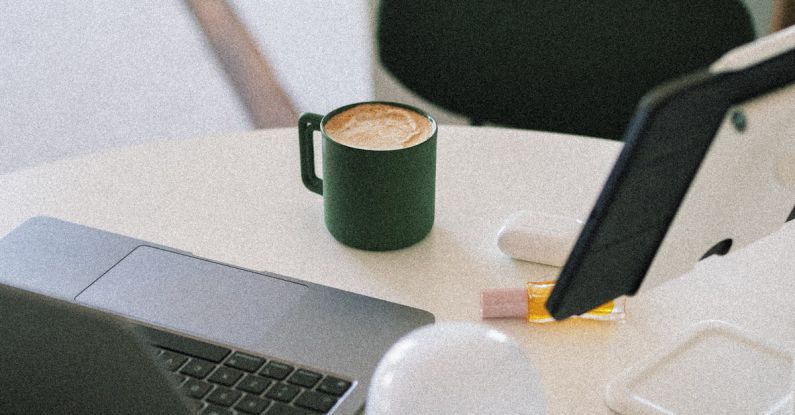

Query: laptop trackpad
[[76, 246, 308, 347]]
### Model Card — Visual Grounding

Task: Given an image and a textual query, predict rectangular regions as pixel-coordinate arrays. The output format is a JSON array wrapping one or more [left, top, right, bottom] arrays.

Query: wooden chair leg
[[771, 0, 795, 32], [184, 0, 298, 128]]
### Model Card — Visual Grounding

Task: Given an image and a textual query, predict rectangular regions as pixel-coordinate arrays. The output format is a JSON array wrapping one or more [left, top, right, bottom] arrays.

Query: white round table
[[2, 126, 793, 414]]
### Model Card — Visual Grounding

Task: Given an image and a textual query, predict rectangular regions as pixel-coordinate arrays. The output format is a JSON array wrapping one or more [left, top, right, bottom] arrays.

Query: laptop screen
[[0, 283, 193, 415]]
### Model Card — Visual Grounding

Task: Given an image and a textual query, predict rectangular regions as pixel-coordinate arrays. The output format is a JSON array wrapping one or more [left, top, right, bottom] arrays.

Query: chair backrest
[[377, 1, 755, 140]]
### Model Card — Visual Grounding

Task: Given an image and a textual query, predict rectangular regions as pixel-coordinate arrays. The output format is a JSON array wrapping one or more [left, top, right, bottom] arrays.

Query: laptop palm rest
[[76, 246, 308, 347]]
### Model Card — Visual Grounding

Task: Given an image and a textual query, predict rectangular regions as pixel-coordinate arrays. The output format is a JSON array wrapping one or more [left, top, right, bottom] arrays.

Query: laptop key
[[136, 325, 230, 363], [260, 362, 294, 380], [225, 352, 265, 373], [294, 390, 337, 413], [236, 375, 273, 395], [182, 378, 213, 399], [209, 366, 244, 386], [172, 373, 188, 386], [264, 382, 301, 402], [186, 398, 205, 412], [316, 376, 351, 397], [264, 403, 311, 415], [180, 358, 217, 379], [202, 405, 234, 415], [159, 350, 189, 371], [287, 369, 321, 388], [235, 395, 271, 414], [206, 386, 243, 407]]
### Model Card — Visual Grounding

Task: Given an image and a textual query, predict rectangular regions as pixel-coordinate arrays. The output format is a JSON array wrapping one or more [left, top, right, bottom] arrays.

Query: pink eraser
[[480, 288, 528, 318]]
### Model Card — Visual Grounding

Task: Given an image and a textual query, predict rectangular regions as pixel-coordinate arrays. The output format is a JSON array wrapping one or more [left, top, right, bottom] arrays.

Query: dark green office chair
[[377, 1, 755, 140]]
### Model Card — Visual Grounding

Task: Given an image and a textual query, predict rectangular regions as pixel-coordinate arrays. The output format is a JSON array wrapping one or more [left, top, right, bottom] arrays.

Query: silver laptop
[[0, 216, 434, 414]]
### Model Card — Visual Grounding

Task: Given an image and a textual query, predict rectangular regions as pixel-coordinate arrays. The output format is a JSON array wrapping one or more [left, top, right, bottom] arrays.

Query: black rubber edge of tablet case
[[547, 47, 795, 320]]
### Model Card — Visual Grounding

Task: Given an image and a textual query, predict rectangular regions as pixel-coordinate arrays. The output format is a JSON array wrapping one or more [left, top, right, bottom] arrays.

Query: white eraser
[[496, 210, 584, 267]]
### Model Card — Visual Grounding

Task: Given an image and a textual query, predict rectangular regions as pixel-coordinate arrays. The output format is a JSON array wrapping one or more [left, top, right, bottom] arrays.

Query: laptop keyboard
[[137, 325, 353, 415]]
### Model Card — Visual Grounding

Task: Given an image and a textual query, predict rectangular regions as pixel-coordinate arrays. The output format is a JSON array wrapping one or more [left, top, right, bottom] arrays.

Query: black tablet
[[547, 39, 795, 320]]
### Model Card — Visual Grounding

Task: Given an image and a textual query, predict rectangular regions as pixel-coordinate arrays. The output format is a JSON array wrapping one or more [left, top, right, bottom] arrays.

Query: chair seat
[[378, 1, 755, 140]]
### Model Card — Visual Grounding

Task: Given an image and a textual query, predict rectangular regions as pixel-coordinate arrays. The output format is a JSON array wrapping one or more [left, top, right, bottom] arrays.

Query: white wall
[[0, 1, 252, 173], [744, 0, 773, 36], [1, 1, 377, 173]]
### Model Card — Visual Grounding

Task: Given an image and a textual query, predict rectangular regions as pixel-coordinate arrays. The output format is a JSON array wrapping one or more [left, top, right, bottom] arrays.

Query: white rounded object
[[367, 321, 547, 415], [497, 210, 583, 267]]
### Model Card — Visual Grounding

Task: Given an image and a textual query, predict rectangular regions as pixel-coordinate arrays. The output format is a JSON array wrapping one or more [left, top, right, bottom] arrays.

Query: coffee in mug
[[298, 102, 437, 251], [323, 103, 434, 150]]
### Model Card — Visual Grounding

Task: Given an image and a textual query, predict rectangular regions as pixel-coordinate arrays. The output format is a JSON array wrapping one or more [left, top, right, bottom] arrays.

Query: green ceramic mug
[[298, 102, 437, 251]]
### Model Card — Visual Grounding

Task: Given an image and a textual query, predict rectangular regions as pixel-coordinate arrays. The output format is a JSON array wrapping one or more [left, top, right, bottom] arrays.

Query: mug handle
[[298, 112, 324, 195]]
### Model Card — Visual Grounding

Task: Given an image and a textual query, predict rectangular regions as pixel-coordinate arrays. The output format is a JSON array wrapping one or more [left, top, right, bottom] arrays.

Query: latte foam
[[324, 103, 433, 150]]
